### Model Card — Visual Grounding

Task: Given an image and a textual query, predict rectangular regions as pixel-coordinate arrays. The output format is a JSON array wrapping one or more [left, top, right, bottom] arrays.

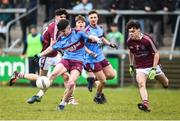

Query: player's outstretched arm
[[102, 37, 118, 49], [88, 35, 102, 44], [85, 46, 97, 58], [128, 50, 135, 76], [152, 52, 159, 69], [40, 46, 54, 57]]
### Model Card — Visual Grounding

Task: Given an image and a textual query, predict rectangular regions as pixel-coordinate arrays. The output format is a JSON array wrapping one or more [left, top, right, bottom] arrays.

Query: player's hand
[[33, 54, 41, 63], [96, 39, 103, 44], [148, 68, 156, 80], [89, 52, 97, 58], [109, 43, 118, 49], [129, 65, 135, 76]]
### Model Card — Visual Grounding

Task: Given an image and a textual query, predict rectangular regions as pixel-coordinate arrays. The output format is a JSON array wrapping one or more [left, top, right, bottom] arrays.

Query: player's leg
[[85, 63, 97, 92], [58, 69, 80, 110], [27, 69, 49, 104], [87, 72, 96, 92], [27, 56, 50, 104], [103, 64, 116, 80], [48, 63, 67, 83], [93, 70, 106, 104], [9, 71, 39, 86], [155, 72, 169, 88], [136, 70, 151, 112], [51, 55, 73, 101], [9, 56, 48, 86]]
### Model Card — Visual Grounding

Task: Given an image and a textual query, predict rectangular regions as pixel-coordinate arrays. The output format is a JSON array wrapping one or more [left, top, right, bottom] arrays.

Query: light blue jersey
[[85, 25, 105, 63], [52, 29, 88, 62]]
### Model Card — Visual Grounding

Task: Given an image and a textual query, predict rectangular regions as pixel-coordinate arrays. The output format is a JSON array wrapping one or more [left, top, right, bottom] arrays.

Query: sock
[[36, 89, 47, 97], [87, 77, 95, 83], [17, 73, 24, 79], [143, 100, 149, 107], [96, 92, 102, 98], [60, 100, 67, 106]]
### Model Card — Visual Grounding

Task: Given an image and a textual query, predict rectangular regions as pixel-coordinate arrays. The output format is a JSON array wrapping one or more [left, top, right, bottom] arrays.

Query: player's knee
[[163, 82, 169, 89], [97, 76, 106, 83], [98, 79, 106, 85], [49, 72, 58, 80], [138, 82, 145, 88], [62, 73, 69, 82], [67, 81, 75, 89], [106, 74, 115, 80], [106, 71, 116, 80]]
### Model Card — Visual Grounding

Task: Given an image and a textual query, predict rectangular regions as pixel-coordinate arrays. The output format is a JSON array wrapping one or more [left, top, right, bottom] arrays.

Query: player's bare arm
[[152, 52, 160, 68], [40, 46, 54, 57], [128, 50, 134, 65]]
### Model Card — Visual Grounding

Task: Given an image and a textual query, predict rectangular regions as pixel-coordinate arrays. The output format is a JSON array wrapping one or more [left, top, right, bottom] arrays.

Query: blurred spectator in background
[[21, 25, 42, 86], [73, 0, 93, 11], [72, 0, 93, 27], [174, 0, 180, 48], [40, 0, 72, 22], [127, 0, 146, 32], [163, 0, 180, 47], [144, 0, 164, 47], [15, 0, 38, 52], [94, 0, 109, 9], [108, 0, 128, 32], [106, 23, 124, 48], [105, 23, 124, 57], [163, 0, 177, 32], [0, 0, 15, 46]]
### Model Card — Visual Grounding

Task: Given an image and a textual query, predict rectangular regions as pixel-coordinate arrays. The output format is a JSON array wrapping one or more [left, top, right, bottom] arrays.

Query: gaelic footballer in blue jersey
[[38, 19, 104, 110], [85, 10, 117, 104]]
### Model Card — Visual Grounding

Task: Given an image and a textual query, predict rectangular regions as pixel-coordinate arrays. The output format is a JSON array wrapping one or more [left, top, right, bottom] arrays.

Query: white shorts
[[39, 54, 61, 70], [136, 65, 163, 76]]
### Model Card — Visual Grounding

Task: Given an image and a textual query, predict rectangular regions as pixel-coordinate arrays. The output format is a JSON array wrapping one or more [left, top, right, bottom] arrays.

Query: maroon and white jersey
[[42, 21, 58, 57], [127, 34, 159, 68]]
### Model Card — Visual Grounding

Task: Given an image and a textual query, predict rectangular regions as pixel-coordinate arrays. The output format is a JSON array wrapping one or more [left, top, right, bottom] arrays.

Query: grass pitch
[[0, 86, 180, 120]]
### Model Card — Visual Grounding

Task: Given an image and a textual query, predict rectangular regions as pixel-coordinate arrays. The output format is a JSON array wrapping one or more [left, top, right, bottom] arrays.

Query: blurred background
[[0, 0, 180, 88]]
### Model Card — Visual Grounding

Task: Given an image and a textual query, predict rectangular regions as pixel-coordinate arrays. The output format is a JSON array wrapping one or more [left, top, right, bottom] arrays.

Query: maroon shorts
[[85, 59, 110, 72], [60, 59, 83, 73]]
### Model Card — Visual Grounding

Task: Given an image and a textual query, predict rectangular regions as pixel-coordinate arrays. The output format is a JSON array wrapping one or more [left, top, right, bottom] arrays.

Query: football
[[36, 76, 51, 89]]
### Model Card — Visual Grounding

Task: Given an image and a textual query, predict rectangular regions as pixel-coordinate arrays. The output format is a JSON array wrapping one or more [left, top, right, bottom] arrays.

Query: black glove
[[33, 54, 41, 63], [109, 43, 118, 49]]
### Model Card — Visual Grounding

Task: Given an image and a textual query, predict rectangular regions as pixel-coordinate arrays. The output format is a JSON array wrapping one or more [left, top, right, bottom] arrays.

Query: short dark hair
[[57, 19, 70, 31], [75, 15, 86, 22], [29, 24, 37, 29], [55, 8, 68, 17], [111, 23, 118, 27], [126, 20, 141, 30], [88, 9, 98, 15]]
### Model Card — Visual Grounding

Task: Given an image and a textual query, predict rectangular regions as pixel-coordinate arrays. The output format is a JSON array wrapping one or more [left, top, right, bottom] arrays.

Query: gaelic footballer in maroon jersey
[[42, 22, 58, 57], [127, 33, 160, 68], [126, 20, 169, 112]]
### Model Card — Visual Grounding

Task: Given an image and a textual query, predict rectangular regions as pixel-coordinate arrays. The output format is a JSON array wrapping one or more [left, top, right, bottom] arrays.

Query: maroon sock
[[143, 100, 149, 107]]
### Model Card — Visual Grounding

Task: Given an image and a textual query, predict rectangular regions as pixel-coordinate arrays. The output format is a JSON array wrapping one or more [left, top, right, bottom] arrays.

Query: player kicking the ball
[[126, 20, 169, 112], [38, 19, 105, 110], [9, 8, 78, 105]]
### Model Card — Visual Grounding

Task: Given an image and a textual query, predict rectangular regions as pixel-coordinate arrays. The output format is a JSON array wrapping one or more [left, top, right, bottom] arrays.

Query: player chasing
[[126, 20, 169, 112], [9, 8, 78, 105], [84, 10, 117, 104], [74, 15, 98, 92]]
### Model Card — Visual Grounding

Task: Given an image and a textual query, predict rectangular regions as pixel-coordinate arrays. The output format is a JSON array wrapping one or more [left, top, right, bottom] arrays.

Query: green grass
[[0, 86, 180, 120]]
